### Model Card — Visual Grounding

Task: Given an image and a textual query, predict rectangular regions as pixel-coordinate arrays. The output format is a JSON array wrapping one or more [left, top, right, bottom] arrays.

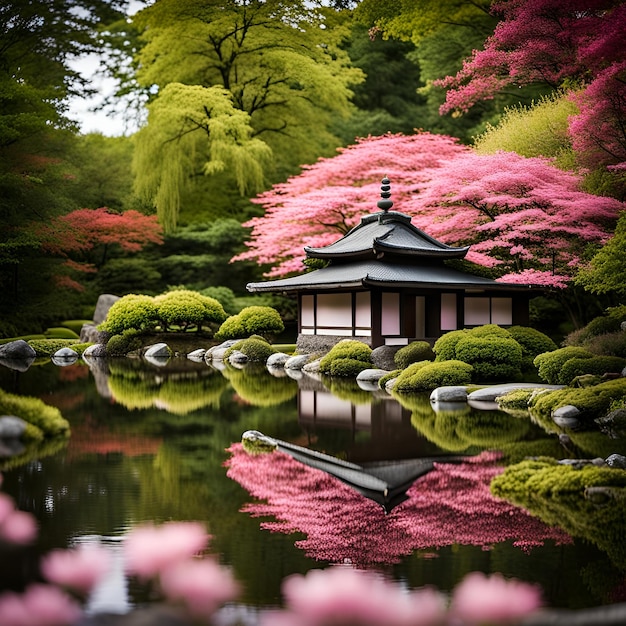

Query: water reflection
[[0, 358, 625, 613]]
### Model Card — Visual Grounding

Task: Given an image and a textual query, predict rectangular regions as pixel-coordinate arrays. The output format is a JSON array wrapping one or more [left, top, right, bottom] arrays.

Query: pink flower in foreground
[[124, 521, 209, 580], [159, 558, 240, 618], [265, 566, 446, 626], [450, 571, 542, 625], [0, 583, 82, 626], [42, 544, 111, 595], [0, 493, 37, 545]]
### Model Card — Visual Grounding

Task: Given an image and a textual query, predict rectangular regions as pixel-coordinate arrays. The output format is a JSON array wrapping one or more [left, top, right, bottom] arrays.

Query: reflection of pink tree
[[225, 445, 570, 566]]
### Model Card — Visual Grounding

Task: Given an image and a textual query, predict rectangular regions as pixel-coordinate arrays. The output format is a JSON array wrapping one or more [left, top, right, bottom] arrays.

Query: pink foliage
[[41, 544, 111, 596], [124, 521, 209, 580], [0, 493, 37, 545], [159, 558, 240, 619], [225, 445, 571, 566], [0, 584, 82, 626], [262, 566, 447, 626], [233, 133, 469, 277], [450, 571, 543, 625]]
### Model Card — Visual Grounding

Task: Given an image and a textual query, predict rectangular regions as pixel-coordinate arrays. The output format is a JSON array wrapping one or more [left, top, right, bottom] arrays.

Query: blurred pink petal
[[1, 509, 38, 545], [42, 544, 111, 595], [124, 521, 209, 579], [159, 558, 239, 618], [280, 566, 446, 626], [451, 571, 542, 624], [0, 584, 82, 626]]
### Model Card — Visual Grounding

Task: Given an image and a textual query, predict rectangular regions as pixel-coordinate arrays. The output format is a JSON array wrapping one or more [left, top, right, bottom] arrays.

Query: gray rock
[[228, 350, 248, 365], [80, 324, 110, 344], [206, 340, 238, 361], [0, 415, 28, 439], [558, 457, 605, 469], [144, 343, 171, 358], [93, 294, 120, 325], [266, 352, 291, 368], [384, 377, 398, 392], [284, 354, 311, 371], [0, 356, 35, 372], [0, 339, 36, 360], [606, 453, 626, 469], [356, 368, 388, 383], [52, 347, 78, 366], [187, 348, 206, 362], [83, 343, 107, 358], [432, 401, 469, 414], [468, 383, 563, 403], [0, 439, 24, 458], [430, 386, 467, 403], [553, 404, 581, 419], [370, 345, 401, 371], [596, 409, 626, 438], [302, 358, 321, 374]]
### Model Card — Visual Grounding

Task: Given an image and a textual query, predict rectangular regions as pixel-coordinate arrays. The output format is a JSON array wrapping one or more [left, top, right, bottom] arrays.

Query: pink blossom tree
[[235, 133, 624, 287], [434, 0, 626, 171], [225, 445, 570, 567]]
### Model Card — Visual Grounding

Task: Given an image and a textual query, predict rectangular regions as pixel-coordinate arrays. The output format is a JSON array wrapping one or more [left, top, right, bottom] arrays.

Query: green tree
[[129, 0, 363, 231]]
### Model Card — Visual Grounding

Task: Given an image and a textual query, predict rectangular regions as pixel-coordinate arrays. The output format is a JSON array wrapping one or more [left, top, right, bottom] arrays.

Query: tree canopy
[[129, 0, 363, 231]]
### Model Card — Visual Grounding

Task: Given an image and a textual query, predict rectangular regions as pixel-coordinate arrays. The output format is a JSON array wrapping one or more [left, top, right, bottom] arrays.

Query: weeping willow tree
[[129, 0, 363, 232], [134, 84, 272, 232]]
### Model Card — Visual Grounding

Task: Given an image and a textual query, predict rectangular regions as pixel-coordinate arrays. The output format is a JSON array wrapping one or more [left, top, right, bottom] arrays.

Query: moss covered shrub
[[508, 326, 558, 370], [225, 337, 276, 363], [0, 389, 70, 437], [378, 369, 403, 389], [329, 358, 370, 377], [28, 339, 78, 357], [318, 340, 372, 375], [455, 334, 523, 382], [394, 360, 473, 393], [496, 389, 535, 415], [215, 306, 284, 341], [154, 289, 227, 333], [533, 346, 595, 384], [560, 356, 626, 385], [106, 329, 144, 356], [394, 341, 435, 369], [433, 330, 468, 361], [529, 378, 626, 424], [44, 327, 80, 340], [99, 294, 159, 335]]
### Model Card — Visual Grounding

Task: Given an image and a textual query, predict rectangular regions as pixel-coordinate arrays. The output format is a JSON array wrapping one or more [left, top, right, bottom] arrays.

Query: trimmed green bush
[[394, 360, 473, 392], [99, 294, 159, 335], [433, 330, 468, 361], [529, 378, 626, 424], [508, 326, 558, 370], [466, 324, 511, 338], [154, 289, 227, 333], [533, 346, 595, 384], [44, 327, 80, 339], [106, 329, 144, 356], [60, 320, 93, 335], [28, 339, 78, 357], [318, 340, 372, 375], [394, 341, 435, 369], [215, 306, 284, 341], [329, 358, 371, 377], [455, 335, 523, 382], [560, 356, 626, 385], [378, 369, 403, 389], [0, 388, 70, 437], [226, 337, 276, 362]]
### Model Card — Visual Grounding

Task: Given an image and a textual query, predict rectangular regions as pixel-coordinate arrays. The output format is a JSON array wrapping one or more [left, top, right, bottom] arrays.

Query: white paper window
[[464, 298, 490, 326], [355, 292, 371, 329], [381, 292, 400, 335], [491, 298, 513, 325], [415, 296, 425, 338], [441, 293, 457, 330], [301, 295, 315, 327], [317, 293, 352, 328]]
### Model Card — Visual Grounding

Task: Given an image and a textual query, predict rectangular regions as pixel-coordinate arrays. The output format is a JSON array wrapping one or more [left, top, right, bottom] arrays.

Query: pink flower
[[159, 558, 240, 618], [0, 583, 82, 626], [450, 571, 542, 625], [41, 544, 111, 595], [0, 494, 37, 545], [273, 566, 446, 626], [124, 521, 209, 580]]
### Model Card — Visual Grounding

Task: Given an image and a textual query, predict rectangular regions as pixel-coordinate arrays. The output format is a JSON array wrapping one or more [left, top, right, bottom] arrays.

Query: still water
[[0, 356, 625, 619]]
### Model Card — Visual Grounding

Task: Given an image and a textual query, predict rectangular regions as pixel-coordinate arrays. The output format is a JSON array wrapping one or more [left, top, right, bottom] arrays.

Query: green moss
[[433, 329, 468, 361], [98, 294, 160, 334], [318, 340, 372, 375], [0, 388, 70, 437], [394, 341, 435, 369], [27, 339, 79, 357], [394, 360, 473, 393], [329, 358, 371, 377], [223, 364, 298, 407], [508, 326, 558, 370], [560, 356, 626, 385], [455, 335, 523, 382], [106, 329, 144, 356], [215, 305, 284, 341], [154, 289, 227, 332], [225, 337, 276, 362], [378, 369, 403, 389], [44, 327, 80, 339]]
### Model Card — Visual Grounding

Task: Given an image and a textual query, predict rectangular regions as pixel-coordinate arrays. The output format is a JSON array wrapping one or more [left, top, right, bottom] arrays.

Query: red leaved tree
[[435, 0, 626, 170], [235, 133, 624, 287], [225, 445, 570, 566], [39, 207, 163, 291]]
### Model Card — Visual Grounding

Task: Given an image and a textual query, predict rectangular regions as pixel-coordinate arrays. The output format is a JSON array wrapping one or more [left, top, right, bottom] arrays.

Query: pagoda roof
[[246, 259, 537, 293], [304, 210, 469, 261]]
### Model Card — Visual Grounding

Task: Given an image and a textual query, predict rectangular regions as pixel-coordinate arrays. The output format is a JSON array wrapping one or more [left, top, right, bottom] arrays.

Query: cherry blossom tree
[[235, 133, 624, 287], [225, 445, 570, 566], [434, 0, 626, 172]]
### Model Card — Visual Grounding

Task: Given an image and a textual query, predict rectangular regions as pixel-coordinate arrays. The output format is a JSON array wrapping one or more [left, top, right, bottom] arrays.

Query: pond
[[1, 356, 625, 624]]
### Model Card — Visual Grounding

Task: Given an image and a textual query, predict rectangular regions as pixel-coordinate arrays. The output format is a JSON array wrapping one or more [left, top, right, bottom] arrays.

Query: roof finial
[[377, 176, 393, 212]]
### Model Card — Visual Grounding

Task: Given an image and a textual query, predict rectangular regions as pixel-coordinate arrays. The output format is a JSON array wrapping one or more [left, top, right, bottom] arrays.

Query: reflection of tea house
[[247, 179, 541, 349]]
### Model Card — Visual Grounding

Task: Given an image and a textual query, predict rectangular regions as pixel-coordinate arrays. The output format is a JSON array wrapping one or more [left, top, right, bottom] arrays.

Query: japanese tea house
[[246, 178, 542, 349]]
